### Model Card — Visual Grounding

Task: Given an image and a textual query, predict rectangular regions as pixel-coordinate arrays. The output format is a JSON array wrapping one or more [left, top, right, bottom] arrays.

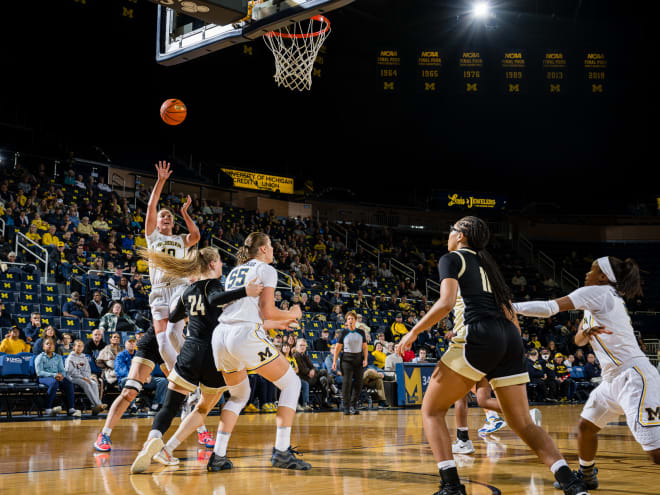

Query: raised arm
[[180, 195, 201, 248], [145, 161, 172, 237]]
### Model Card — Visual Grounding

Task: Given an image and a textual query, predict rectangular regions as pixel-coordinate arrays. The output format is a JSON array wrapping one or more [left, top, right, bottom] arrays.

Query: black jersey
[[169, 279, 247, 342], [438, 248, 502, 325]]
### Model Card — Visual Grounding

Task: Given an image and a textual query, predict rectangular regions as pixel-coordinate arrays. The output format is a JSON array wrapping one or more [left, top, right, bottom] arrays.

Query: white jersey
[[568, 285, 647, 381], [219, 259, 278, 325], [146, 229, 187, 287]]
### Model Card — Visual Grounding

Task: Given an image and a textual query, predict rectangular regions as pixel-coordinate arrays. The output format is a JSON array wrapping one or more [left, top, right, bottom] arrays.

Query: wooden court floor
[[0, 405, 657, 494]]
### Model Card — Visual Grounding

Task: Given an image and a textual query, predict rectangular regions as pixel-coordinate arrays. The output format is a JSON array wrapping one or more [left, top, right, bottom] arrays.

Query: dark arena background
[[0, 1, 658, 494]]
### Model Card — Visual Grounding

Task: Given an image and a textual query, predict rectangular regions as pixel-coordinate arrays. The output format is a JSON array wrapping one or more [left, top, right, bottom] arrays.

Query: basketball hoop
[[263, 15, 330, 91]]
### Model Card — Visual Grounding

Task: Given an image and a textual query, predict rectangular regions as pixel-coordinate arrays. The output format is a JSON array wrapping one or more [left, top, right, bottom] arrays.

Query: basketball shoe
[[94, 432, 112, 452], [131, 437, 164, 474], [451, 439, 475, 454], [478, 415, 506, 435], [198, 430, 215, 448], [271, 446, 312, 470], [207, 452, 234, 471]]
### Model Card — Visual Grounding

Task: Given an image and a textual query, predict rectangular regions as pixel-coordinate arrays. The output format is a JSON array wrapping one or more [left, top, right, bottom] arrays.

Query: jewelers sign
[[437, 192, 506, 210]]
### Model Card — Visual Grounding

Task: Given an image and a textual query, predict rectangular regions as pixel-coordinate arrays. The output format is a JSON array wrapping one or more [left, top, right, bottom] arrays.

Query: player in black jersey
[[398, 216, 589, 495]]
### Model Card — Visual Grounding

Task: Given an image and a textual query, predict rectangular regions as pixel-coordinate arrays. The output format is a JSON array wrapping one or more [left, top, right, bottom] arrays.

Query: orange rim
[[264, 15, 330, 39]]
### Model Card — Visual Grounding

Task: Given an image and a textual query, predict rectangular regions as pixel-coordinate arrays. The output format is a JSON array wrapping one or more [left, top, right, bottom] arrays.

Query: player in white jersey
[[514, 256, 660, 490], [94, 161, 202, 453], [209, 232, 311, 471]]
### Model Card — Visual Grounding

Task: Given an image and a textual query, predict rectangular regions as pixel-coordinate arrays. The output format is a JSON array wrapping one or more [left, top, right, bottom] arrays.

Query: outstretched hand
[[245, 278, 264, 298], [583, 325, 613, 339], [155, 161, 172, 182], [396, 332, 416, 357], [181, 195, 192, 215]]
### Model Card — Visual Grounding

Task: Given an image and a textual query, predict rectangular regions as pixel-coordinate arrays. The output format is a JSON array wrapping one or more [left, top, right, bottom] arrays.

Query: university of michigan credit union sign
[[221, 168, 294, 194]]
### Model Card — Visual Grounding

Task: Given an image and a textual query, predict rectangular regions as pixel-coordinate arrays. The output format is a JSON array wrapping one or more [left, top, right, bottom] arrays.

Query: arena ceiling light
[[472, 1, 490, 18]]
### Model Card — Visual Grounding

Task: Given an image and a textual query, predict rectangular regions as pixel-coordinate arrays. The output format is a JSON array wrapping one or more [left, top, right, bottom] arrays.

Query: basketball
[[160, 98, 187, 125]]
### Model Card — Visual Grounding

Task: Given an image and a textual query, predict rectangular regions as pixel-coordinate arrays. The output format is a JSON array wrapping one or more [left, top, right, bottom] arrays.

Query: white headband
[[597, 257, 616, 283]]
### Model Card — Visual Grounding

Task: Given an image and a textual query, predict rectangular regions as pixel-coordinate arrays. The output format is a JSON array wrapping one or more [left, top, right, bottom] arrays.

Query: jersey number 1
[[188, 295, 206, 316], [479, 267, 492, 293]]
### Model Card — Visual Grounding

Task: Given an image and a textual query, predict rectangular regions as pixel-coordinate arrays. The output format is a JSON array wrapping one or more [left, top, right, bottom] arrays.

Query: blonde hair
[[139, 246, 220, 280], [236, 232, 270, 265]]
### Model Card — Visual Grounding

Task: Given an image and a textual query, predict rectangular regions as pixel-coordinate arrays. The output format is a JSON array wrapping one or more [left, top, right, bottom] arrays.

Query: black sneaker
[[554, 468, 598, 491], [559, 477, 590, 495], [207, 452, 233, 472], [271, 446, 312, 470], [433, 482, 466, 495]]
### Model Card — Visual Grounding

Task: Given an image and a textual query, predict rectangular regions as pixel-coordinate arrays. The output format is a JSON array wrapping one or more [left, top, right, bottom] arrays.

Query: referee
[[332, 311, 368, 415]]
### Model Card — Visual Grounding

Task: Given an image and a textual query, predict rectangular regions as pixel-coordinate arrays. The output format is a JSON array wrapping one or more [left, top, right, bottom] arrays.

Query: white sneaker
[[478, 416, 506, 435], [51, 406, 62, 414], [153, 447, 180, 466], [296, 405, 304, 412], [452, 439, 475, 454], [182, 388, 201, 421], [131, 438, 164, 474], [529, 408, 542, 426], [68, 408, 81, 417]]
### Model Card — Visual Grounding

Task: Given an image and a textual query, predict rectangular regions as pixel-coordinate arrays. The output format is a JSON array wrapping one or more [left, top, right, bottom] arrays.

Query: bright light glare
[[473, 2, 490, 18]]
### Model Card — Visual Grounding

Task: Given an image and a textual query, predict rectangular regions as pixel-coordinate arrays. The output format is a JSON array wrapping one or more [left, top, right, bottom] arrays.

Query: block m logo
[[592, 84, 603, 93], [466, 83, 478, 92], [424, 82, 436, 91], [383, 81, 395, 91], [257, 347, 273, 362], [645, 407, 660, 422], [404, 367, 422, 404], [508, 84, 520, 93], [550, 84, 561, 93]]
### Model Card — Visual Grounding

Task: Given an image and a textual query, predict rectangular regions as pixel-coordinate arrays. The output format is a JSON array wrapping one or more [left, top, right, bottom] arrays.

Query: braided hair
[[455, 216, 513, 315], [235, 232, 270, 266]]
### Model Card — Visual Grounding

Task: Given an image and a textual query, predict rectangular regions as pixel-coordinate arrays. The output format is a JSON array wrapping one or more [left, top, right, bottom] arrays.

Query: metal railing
[[517, 233, 535, 265], [356, 238, 380, 267], [389, 258, 415, 284], [111, 173, 126, 196], [538, 250, 556, 281], [0, 217, 5, 237], [15, 232, 49, 283], [1, 261, 39, 272], [560, 269, 580, 292], [329, 222, 349, 250], [426, 278, 440, 300]]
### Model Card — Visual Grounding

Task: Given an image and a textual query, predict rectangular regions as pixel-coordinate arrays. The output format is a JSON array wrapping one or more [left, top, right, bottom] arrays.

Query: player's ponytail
[[138, 246, 220, 280], [235, 232, 270, 266], [609, 256, 643, 300], [455, 216, 513, 315]]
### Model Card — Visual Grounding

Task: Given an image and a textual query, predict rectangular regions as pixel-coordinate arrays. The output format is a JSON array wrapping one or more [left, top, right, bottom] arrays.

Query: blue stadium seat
[[0, 327, 11, 338], [0, 291, 18, 304], [14, 315, 30, 327], [41, 316, 60, 328], [308, 351, 325, 368], [88, 276, 104, 291], [61, 317, 81, 331], [40, 293, 58, 305], [571, 366, 585, 379], [87, 354, 102, 375], [40, 304, 61, 317], [1, 302, 15, 314], [16, 303, 35, 315], [82, 319, 99, 331], [0, 272, 19, 281], [0, 280, 18, 292], [59, 295, 72, 306], [41, 283, 59, 295], [18, 282, 40, 294], [18, 293, 38, 305], [21, 272, 40, 283]]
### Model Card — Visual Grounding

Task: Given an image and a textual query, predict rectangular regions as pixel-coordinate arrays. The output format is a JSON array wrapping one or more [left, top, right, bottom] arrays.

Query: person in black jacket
[[313, 329, 332, 352], [527, 349, 547, 403], [540, 348, 559, 401], [86, 290, 109, 320]]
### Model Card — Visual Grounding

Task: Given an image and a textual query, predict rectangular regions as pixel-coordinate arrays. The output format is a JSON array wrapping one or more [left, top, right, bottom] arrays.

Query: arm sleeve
[[512, 300, 560, 318], [437, 253, 462, 283], [168, 295, 187, 324], [207, 279, 248, 307], [259, 264, 278, 289]]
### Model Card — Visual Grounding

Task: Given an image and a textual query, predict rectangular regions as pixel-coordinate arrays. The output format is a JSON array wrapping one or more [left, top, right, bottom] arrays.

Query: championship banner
[[583, 50, 607, 95], [543, 50, 568, 95], [416, 49, 443, 95], [376, 48, 400, 93], [396, 363, 436, 405], [459, 50, 484, 94], [220, 168, 294, 194], [433, 191, 507, 210], [501, 49, 527, 95]]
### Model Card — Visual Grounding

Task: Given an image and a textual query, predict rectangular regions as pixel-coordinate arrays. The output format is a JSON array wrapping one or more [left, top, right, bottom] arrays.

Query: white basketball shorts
[[149, 284, 186, 321], [581, 359, 660, 451], [212, 322, 279, 374]]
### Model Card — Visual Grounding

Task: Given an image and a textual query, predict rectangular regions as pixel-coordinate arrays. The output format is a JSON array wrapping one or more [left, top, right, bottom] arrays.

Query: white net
[[263, 15, 330, 91]]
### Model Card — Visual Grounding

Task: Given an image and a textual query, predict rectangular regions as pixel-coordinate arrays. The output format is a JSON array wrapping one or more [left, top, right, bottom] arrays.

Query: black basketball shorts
[[134, 329, 164, 370], [168, 338, 227, 394], [441, 317, 530, 389]]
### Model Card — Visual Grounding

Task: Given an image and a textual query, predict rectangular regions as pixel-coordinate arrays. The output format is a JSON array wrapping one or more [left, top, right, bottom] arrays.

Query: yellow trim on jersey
[[133, 356, 156, 370], [634, 366, 660, 426], [490, 372, 530, 389], [440, 342, 485, 382], [593, 334, 622, 366], [168, 368, 197, 393], [453, 251, 467, 279]]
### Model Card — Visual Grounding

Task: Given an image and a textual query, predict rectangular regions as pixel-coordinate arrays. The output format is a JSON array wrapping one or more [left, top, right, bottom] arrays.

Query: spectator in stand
[[96, 332, 122, 387], [526, 349, 547, 402], [584, 353, 601, 381], [546, 340, 559, 360], [26, 223, 41, 244], [553, 353, 576, 402], [573, 348, 586, 366], [390, 313, 409, 343], [351, 289, 369, 310], [86, 291, 109, 320], [84, 329, 106, 359], [384, 343, 403, 372], [77, 216, 95, 236], [362, 273, 378, 289], [324, 343, 342, 388], [33, 326, 59, 355], [294, 338, 333, 410], [130, 273, 148, 309], [57, 333, 74, 357], [330, 305, 345, 326], [565, 354, 575, 369], [416, 327, 437, 355], [412, 348, 430, 364], [87, 233, 105, 253], [99, 301, 138, 334], [511, 269, 527, 289], [355, 313, 371, 338], [362, 366, 389, 408], [540, 349, 559, 401], [0, 326, 31, 354], [111, 277, 136, 311], [371, 342, 387, 369], [62, 291, 88, 319], [65, 339, 107, 415], [35, 338, 81, 417], [313, 329, 332, 351], [309, 293, 329, 313], [22, 312, 45, 344]]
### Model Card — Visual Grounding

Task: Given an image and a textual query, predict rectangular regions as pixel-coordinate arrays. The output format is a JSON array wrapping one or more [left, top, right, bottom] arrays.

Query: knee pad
[[273, 367, 301, 411], [123, 379, 143, 393], [223, 379, 251, 416], [152, 390, 187, 434], [166, 319, 185, 353]]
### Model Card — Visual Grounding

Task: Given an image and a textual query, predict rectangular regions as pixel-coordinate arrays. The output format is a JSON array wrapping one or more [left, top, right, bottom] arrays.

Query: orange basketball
[[160, 98, 187, 125]]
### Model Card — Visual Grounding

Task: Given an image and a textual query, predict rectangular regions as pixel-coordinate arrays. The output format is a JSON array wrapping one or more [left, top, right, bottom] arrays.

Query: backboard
[[155, 0, 354, 65]]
